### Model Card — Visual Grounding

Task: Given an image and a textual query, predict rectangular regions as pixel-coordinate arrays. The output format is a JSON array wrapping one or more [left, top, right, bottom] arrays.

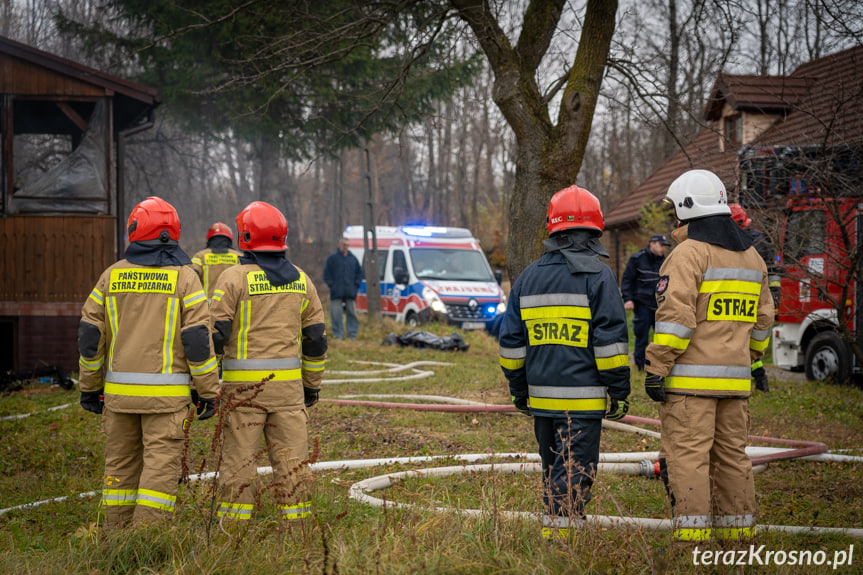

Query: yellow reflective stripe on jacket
[[190, 357, 218, 376], [105, 371, 191, 398], [106, 296, 119, 371], [653, 332, 691, 349], [521, 306, 591, 321], [301, 298, 309, 313], [665, 365, 751, 392], [192, 257, 203, 266], [750, 337, 770, 351], [238, 300, 251, 359], [222, 369, 302, 382], [594, 342, 629, 370], [79, 355, 104, 370], [278, 501, 311, 519], [750, 328, 771, 351], [218, 502, 253, 519], [136, 488, 176, 511], [653, 321, 692, 350], [102, 489, 137, 506], [212, 289, 225, 302], [499, 346, 526, 370], [665, 376, 750, 392], [203, 265, 210, 296], [528, 397, 607, 411], [89, 288, 104, 305], [183, 290, 207, 308], [162, 298, 179, 373], [519, 293, 591, 319], [105, 382, 192, 397], [699, 279, 761, 295], [302, 359, 325, 372], [500, 356, 525, 370]]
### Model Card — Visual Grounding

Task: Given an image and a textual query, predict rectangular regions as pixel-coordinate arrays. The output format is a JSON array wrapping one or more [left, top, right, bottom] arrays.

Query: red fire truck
[[738, 145, 863, 382]]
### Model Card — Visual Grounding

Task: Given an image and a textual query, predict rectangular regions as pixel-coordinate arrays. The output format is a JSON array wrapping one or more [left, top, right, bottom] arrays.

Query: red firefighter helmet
[[127, 197, 181, 242], [729, 203, 752, 229], [547, 185, 604, 235], [207, 221, 234, 242], [236, 201, 288, 251]]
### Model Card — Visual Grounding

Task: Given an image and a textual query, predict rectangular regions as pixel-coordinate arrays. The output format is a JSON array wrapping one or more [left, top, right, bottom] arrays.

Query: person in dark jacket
[[499, 185, 631, 540], [323, 237, 364, 339], [620, 234, 671, 371]]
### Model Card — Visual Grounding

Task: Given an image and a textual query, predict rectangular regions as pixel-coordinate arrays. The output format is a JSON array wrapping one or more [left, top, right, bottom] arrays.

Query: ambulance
[[343, 225, 506, 329]]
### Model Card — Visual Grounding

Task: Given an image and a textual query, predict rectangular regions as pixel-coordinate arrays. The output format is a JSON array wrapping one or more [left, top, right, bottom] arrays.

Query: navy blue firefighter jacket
[[499, 247, 630, 419], [620, 247, 664, 310]]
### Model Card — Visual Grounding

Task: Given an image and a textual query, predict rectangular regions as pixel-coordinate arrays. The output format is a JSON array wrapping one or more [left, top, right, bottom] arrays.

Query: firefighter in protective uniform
[[78, 197, 220, 528], [499, 186, 631, 539], [645, 170, 774, 542], [210, 201, 327, 522], [730, 202, 780, 392], [191, 222, 243, 302]]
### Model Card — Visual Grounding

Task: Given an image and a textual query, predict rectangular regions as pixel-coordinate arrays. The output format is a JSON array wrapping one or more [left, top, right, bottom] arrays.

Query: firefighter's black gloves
[[606, 397, 629, 421], [190, 389, 199, 407], [196, 396, 217, 420], [304, 387, 319, 408], [644, 374, 666, 402], [512, 395, 530, 416], [752, 367, 770, 392], [80, 389, 104, 414]]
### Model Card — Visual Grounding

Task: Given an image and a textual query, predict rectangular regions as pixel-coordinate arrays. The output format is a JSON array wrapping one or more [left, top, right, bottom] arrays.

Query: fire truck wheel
[[804, 331, 851, 384]]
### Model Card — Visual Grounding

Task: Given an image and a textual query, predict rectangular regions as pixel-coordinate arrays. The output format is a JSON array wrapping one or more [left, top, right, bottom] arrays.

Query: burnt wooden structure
[[0, 36, 159, 373]]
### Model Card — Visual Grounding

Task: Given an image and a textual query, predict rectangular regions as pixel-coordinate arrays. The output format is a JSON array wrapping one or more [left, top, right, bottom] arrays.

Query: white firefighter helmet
[[665, 169, 731, 221]]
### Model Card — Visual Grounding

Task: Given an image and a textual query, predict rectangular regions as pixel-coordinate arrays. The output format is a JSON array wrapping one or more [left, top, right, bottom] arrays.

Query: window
[[409, 248, 494, 282], [724, 115, 742, 145]]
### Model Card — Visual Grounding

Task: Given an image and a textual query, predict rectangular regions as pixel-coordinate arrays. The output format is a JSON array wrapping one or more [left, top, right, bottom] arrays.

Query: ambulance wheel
[[805, 331, 851, 384], [406, 311, 421, 328]]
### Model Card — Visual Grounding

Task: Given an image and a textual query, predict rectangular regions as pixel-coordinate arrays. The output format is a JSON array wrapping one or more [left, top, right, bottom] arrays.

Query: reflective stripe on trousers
[[218, 502, 254, 520], [278, 501, 312, 520]]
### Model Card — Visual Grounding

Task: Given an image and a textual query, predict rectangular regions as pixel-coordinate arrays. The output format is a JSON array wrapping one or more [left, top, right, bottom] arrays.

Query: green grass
[[1, 317, 862, 574]]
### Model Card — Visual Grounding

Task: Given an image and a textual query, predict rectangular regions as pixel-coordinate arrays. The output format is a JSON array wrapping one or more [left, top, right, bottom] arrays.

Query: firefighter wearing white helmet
[[209, 201, 327, 522], [645, 170, 774, 542], [191, 222, 242, 301], [78, 197, 220, 528], [498, 185, 630, 540]]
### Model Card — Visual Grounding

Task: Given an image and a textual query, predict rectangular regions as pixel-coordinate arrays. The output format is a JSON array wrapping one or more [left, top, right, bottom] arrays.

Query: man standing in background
[[323, 237, 364, 340], [621, 233, 670, 371]]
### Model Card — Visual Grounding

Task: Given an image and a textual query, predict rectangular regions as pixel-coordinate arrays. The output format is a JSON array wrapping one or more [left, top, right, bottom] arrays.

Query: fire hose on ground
[[1, 364, 861, 538]]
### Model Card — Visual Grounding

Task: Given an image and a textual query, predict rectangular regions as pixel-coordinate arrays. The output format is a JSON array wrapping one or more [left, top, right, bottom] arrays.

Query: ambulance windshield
[[410, 248, 494, 282]]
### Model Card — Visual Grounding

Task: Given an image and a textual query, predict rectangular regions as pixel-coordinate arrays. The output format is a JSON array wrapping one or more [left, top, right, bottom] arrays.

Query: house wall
[[14, 315, 79, 373], [742, 111, 781, 145], [0, 215, 114, 302]]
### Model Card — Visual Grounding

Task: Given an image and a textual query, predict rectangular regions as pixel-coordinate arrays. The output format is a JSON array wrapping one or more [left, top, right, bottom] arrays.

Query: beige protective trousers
[[659, 394, 757, 541], [101, 408, 189, 528], [218, 408, 312, 521]]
